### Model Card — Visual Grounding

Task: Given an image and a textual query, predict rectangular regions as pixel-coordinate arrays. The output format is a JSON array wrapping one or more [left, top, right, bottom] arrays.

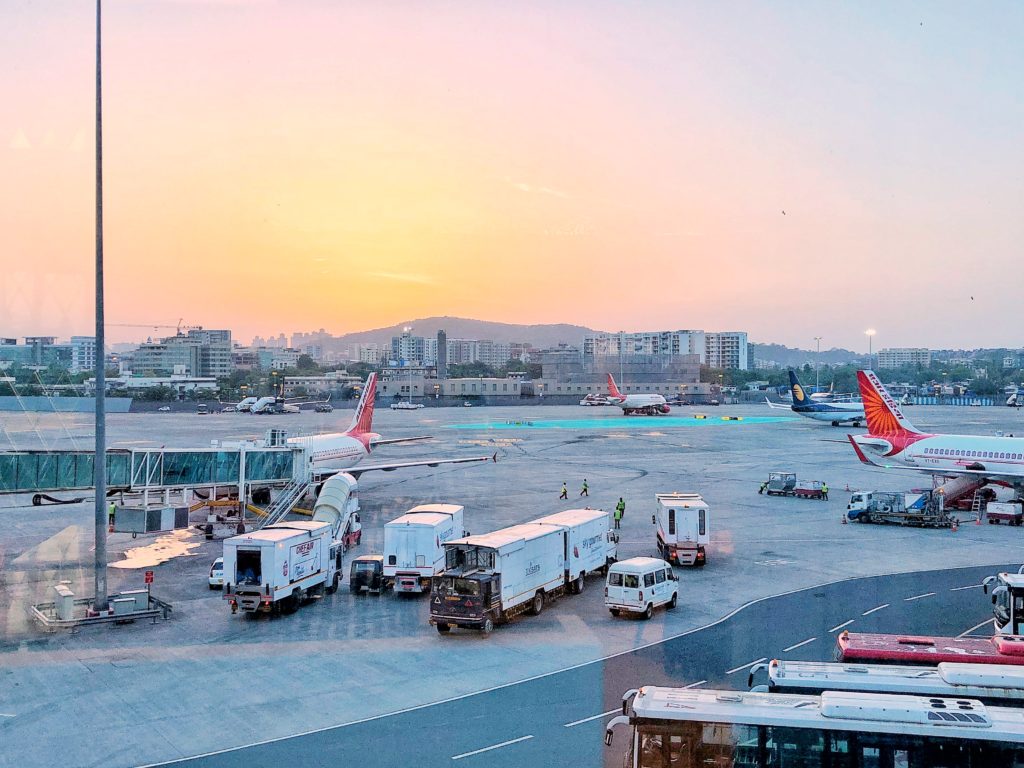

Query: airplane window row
[[924, 448, 1021, 460]]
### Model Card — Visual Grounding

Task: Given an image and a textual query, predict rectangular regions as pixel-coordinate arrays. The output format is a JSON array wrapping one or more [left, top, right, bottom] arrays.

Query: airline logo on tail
[[855, 370, 929, 455], [606, 373, 625, 401], [346, 372, 378, 439], [788, 371, 809, 405]]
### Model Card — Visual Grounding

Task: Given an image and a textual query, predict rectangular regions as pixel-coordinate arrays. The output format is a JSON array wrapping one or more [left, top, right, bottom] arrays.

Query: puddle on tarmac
[[110, 528, 202, 569]]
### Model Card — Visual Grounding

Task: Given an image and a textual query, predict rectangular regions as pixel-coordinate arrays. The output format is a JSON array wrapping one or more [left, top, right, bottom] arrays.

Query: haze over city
[[3, 1, 1022, 348]]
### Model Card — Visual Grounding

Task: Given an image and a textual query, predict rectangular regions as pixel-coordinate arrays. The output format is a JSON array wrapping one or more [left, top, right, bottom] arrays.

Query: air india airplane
[[606, 373, 670, 415], [849, 370, 1024, 494]]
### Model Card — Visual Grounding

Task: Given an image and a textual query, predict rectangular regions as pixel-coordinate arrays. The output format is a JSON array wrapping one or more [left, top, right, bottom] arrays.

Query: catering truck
[[654, 492, 709, 566], [383, 504, 465, 593], [429, 508, 617, 635], [223, 520, 343, 615]]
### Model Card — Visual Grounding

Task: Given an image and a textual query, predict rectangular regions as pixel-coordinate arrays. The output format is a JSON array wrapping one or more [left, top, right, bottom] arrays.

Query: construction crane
[[107, 318, 200, 336]]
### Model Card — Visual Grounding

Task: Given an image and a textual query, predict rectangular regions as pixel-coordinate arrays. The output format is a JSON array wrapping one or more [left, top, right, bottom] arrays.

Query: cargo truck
[[383, 504, 465, 593], [846, 490, 951, 527], [429, 508, 617, 635], [653, 492, 709, 566], [986, 501, 1024, 526], [223, 521, 343, 615]]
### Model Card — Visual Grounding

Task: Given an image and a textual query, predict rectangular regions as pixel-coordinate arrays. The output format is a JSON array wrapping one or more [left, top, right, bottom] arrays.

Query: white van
[[604, 557, 678, 619]]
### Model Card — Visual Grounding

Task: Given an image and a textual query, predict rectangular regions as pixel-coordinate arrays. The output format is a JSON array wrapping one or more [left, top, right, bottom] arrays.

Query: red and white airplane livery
[[606, 373, 671, 416], [849, 370, 1024, 492], [286, 373, 493, 480]]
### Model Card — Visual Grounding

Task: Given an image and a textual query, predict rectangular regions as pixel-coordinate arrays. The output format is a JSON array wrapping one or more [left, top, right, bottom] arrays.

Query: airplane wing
[[369, 435, 433, 447], [764, 397, 790, 410], [312, 453, 496, 482]]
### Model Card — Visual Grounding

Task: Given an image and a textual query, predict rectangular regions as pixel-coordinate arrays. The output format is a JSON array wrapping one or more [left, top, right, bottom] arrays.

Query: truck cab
[[984, 571, 1024, 635], [430, 571, 499, 633]]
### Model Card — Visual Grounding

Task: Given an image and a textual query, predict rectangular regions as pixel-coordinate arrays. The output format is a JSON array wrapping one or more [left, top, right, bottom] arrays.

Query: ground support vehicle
[[835, 630, 1024, 666], [429, 509, 616, 635], [223, 521, 343, 615], [749, 658, 1024, 708], [653, 493, 708, 566], [984, 570, 1024, 635], [763, 472, 796, 496], [383, 504, 465, 593], [603, 686, 1024, 766], [846, 490, 951, 527], [987, 501, 1024, 526], [605, 557, 678, 619], [350, 554, 384, 594]]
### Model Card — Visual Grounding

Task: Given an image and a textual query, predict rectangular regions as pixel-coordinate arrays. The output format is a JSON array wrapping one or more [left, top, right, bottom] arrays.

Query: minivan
[[604, 557, 678, 619]]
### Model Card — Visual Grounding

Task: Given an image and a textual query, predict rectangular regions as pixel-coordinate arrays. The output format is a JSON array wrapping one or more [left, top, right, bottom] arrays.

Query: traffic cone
[[845, 482, 850, 492], [842, 513, 847, 525], [951, 518, 959, 533], [976, 513, 982, 526]]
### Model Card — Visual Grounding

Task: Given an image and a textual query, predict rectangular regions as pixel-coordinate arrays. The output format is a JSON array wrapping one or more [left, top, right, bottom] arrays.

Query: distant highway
[[147, 564, 1010, 768]]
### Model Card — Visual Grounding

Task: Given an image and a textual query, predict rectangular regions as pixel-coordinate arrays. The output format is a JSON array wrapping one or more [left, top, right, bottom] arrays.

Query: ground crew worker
[[758, 481, 767, 495], [821, 482, 829, 501], [559, 482, 568, 500], [614, 498, 626, 529], [580, 479, 589, 497], [108, 501, 116, 528]]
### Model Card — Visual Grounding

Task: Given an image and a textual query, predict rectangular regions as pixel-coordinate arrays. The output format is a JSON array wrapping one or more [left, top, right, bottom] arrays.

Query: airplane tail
[[607, 373, 624, 400], [856, 370, 921, 437], [345, 373, 377, 435], [788, 370, 811, 406]]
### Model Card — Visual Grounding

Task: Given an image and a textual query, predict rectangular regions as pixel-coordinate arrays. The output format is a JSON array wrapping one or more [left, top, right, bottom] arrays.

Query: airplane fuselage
[[615, 393, 667, 410], [792, 401, 865, 423], [852, 432, 1024, 479], [286, 433, 374, 471]]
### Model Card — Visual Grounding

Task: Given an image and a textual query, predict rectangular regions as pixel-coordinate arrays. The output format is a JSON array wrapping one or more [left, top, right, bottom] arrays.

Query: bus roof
[[630, 687, 1024, 742], [837, 631, 1024, 666]]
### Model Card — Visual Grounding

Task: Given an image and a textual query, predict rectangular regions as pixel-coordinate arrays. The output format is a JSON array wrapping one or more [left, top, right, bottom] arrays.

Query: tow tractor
[[762, 472, 825, 499], [984, 568, 1024, 635]]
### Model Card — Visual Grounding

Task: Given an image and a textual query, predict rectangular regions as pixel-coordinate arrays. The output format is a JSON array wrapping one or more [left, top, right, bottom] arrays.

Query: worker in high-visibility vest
[[821, 483, 829, 501], [108, 502, 116, 528], [614, 498, 626, 530]]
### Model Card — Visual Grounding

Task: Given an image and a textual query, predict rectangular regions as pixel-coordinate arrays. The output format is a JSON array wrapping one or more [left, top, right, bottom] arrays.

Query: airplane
[[848, 370, 1024, 493], [765, 370, 865, 426], [606, 373, 670, 415], [221, 396, 259, 412], [286, 372, 494, 482], [1008, 392, 1022, 408], [251, 392, 332, 415]]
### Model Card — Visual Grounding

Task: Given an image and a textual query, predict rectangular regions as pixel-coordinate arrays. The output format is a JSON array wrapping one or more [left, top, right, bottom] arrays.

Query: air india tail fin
[[346, 372, 377, 435], [788, 370, 811, 406], [856, 370, 921, 437], [607, 373, 624, 400]]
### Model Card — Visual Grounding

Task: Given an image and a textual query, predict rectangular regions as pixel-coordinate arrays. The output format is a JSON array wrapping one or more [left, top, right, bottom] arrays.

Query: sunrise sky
[[2, 1, 1022, 350]]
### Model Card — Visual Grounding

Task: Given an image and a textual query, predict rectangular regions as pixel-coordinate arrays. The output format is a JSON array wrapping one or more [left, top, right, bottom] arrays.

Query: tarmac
[[1, 402, 1023, 767]]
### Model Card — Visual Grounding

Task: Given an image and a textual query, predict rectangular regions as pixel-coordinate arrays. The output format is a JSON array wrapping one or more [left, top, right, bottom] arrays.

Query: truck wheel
[[573, 574, 585, 594], [481, 618, 494, 635], [436, 623, 450, 634], [643, 603, 654, 620], [528, 592, 545, 616], [326, 573, 340, 594], [609, 608, 620, 617], [668, 593, 677, 610], [349, 584, 359, 594]]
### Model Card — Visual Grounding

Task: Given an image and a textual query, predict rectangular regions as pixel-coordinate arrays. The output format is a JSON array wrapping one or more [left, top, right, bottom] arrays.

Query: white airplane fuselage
[[615, 393, 667, 411], [287, 432, 374, 472], [851, 432, 1024, 479]]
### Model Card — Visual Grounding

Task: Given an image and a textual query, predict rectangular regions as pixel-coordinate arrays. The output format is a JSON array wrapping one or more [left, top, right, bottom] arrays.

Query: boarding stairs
[[970, 490, 988, 520], [256, 479, 311, 529]]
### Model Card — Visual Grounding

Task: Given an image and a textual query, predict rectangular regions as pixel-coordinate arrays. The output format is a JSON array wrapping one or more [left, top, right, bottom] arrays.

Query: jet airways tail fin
[[788, 370, 811, 406], [856, 370, 921, 437], [345, 373, 377, 435], [607, 373, 623, 400]]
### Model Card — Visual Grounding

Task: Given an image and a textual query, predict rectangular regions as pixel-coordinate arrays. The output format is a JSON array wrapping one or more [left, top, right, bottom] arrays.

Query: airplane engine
[[658, 404, 671, 414]]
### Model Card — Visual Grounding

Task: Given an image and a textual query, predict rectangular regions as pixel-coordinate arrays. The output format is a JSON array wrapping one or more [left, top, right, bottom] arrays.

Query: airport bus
[[604, 685, 1024, 768], [749, 658, 1024, 708], [835, 630, 1024, 666]]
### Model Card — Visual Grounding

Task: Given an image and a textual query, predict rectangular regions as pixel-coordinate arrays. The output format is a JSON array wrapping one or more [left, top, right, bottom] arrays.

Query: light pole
[[814, 336, 822, 391], [865, 329, 876, 369]]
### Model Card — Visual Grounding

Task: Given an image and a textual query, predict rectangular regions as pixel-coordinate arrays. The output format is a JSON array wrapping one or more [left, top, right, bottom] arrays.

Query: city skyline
[[3, 2, 1023, 349]]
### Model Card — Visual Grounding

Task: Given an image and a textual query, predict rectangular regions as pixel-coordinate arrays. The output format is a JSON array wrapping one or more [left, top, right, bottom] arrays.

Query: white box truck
[[383, 503, 466, 593], [223, 521, 343, 615], [430, 522, 566, 635], [654, 492, 709, 566], [531, 508, 618, 593]]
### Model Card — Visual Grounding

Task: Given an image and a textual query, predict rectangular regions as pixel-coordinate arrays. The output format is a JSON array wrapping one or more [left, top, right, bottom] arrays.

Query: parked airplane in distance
[[606, 373, 670, 415], [765, 370, 865, 426], [286, 373, 494, 480], [849, 370, 1024, 493]]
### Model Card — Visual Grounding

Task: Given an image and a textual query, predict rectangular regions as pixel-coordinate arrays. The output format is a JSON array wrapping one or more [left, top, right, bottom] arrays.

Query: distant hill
[[750, 343, 864, 368], [335, 316, 604, 349]]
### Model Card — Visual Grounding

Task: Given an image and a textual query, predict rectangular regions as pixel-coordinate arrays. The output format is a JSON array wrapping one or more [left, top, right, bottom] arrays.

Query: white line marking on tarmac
[[563, 711, 617, 728], [958, 619, 992, 638], [726, 658, 767, 675], [950, 584, 984, 591], [829, 620, 855, 633], [783, 637, 817, 652], [904, 592, 936, 601], [0, 713, 14, 718], [684, 680, 707, 689], [136, 564, 1015, 768], [862, 604, 889, 616], [452, 735, 533, 760]]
